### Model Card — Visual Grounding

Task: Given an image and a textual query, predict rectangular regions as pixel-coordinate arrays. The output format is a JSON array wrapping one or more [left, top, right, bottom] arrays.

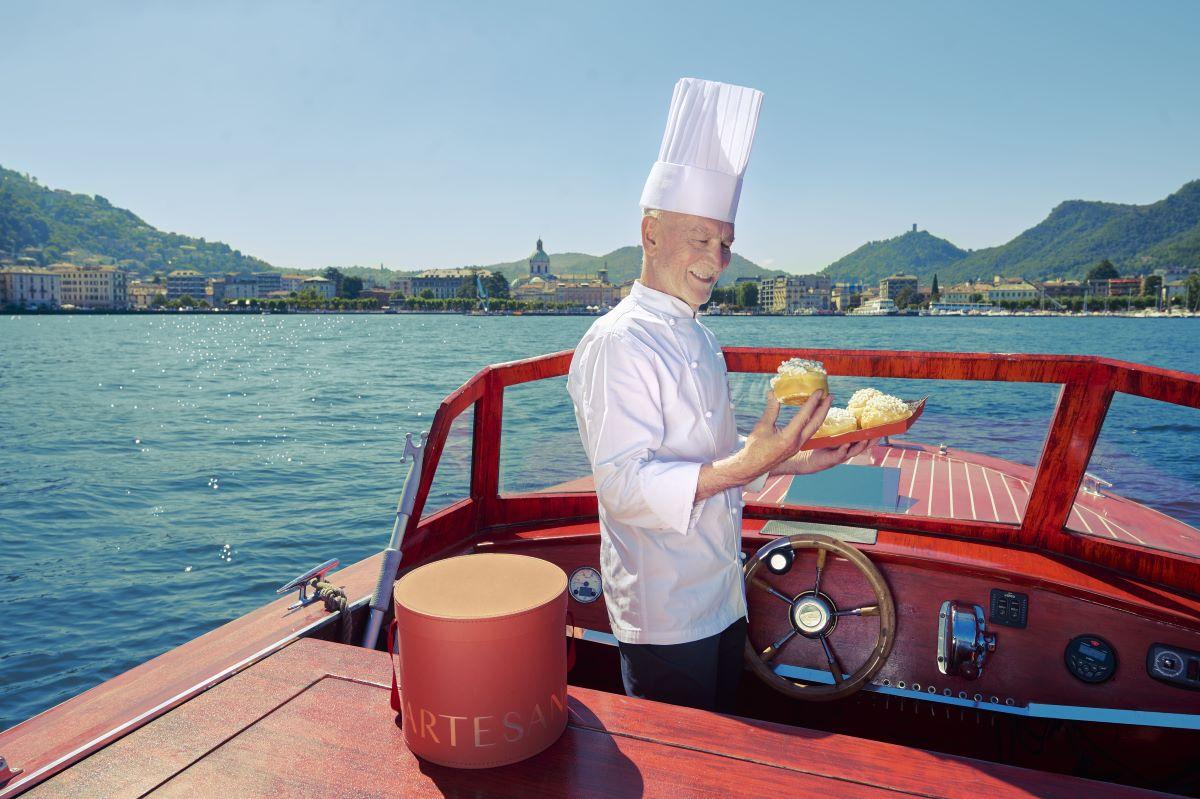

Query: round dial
[[1064, 634, 1117, 684], [1153, 649, 1186, 679], [569, 567, 602, 604]]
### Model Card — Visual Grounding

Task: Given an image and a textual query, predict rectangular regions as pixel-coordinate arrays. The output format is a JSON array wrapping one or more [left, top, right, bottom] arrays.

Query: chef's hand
[[737, 389, 831, 479], [772, 437, 879, 476]]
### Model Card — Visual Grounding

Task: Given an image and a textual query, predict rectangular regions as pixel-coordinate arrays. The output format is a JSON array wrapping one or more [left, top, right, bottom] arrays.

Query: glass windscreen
[[1066, 392, 1200, 558], [423, 404, 474, 514], [731, 372, 1059, 526], [500, 376, 593, 494]]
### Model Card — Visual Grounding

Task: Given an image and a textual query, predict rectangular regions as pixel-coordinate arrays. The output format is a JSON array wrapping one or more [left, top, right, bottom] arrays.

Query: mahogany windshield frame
[[400, 348, 1200, 597]]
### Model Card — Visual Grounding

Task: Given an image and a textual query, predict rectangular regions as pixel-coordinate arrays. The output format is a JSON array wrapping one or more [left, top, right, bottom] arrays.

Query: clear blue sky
[[2, 1, 1197, 273]]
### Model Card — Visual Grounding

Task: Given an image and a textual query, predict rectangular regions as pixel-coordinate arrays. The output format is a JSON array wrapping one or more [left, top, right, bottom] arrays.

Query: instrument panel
[[481, 534, 1200, 716]]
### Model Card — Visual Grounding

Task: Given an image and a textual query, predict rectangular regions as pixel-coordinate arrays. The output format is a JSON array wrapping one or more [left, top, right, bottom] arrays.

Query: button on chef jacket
[[567, 280, 765, 645]]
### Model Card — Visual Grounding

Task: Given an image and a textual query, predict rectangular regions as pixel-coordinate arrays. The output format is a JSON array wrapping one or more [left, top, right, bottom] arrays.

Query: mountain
[[821, 180, 1200, 285], [820, 230, 966, 283], [0, 166, 275, 276], [479, 245, 782, 286], [945, 180, 1200, 282]]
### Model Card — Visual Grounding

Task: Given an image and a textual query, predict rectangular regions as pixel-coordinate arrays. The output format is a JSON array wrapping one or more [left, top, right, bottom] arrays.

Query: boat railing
[[399, 348, 1200, 597]]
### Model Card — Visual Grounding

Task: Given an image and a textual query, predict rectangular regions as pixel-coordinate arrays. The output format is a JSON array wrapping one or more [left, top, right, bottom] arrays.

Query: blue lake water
[[2, 313, 1198, 729]]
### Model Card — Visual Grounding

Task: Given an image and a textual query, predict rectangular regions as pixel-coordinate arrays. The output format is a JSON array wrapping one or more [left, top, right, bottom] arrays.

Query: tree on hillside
[[1086, 259, 1120, 281]]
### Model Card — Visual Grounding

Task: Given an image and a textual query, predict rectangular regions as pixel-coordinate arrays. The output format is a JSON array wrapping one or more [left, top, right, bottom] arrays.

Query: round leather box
[[392, 553, 568, 768]]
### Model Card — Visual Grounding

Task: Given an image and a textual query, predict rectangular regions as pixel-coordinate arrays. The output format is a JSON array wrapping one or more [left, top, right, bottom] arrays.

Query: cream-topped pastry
[[813, 406, 858, 438], [859, 393, 912, 429], [770, 358, 829, 406], [847, 387, 883, 424]]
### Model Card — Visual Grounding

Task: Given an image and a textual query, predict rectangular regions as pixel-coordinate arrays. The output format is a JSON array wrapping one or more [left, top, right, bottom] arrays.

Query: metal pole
[[361, 431, 428, 649]]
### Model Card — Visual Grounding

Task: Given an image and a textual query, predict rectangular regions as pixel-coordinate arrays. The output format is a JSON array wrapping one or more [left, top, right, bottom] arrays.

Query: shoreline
[[6, 308, 1198, 319]]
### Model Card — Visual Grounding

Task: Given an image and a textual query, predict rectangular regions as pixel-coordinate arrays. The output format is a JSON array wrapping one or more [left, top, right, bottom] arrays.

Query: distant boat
[[850, 298, 899, 316]]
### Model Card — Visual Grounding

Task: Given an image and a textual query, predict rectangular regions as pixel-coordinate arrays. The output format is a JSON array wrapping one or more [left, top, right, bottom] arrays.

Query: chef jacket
[[567, 280, 765, 645]]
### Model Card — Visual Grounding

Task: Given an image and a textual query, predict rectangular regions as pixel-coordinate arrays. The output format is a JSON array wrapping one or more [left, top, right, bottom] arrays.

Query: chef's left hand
[[772, 438, 879, 476]]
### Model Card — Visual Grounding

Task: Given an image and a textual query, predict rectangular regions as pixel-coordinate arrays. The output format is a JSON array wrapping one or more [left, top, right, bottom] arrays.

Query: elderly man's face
[[641, 210, 734, 309]]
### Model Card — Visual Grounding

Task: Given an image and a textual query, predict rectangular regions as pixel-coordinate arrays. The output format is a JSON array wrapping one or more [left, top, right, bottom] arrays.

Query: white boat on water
[[851, 298, 899, 316]]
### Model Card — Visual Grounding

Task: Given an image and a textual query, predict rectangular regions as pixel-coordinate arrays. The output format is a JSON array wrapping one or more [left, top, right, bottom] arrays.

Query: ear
[[641, 214, 659, 256]]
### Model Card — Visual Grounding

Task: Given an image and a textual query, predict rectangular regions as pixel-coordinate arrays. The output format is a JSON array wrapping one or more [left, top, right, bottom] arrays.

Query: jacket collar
[[629, 280, 697, 319]]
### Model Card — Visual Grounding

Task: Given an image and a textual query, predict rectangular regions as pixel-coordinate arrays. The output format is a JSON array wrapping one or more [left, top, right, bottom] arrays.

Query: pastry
[[858, 393, 912, 429], [770, 358, 829, 406], [813, 406, 858, 438], [846, 387, 883, 424]]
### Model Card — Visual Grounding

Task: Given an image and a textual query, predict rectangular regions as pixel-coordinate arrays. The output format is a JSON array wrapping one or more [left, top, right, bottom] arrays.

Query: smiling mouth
[[688, 270, 716, 284]]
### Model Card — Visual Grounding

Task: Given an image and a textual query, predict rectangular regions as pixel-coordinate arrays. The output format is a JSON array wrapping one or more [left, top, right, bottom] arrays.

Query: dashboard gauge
[[1152, 649, 1186, 679], [569, 567, 602, 604], [1065, 634, 1117, 684]]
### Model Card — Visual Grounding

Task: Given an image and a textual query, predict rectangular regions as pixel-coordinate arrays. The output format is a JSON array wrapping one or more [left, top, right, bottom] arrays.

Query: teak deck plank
[[22, 639, 1168, 798]]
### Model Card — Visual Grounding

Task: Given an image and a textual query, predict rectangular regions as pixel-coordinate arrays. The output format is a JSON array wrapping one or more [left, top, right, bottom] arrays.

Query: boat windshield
[[413, 348, 1199, 595]]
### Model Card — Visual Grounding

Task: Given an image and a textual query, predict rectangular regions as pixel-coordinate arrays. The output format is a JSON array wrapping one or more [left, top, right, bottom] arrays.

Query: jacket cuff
[[640, 459, 703, 535]]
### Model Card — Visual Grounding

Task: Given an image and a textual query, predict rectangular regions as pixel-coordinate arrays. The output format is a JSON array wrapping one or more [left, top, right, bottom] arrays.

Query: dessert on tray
[[813, 406, 858, 438], [858, 393, 914, 429], [770, 358, 829, 406]]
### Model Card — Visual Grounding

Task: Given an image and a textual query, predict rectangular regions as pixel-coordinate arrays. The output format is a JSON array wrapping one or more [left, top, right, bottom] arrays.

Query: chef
[[567, 78, 875, 712]]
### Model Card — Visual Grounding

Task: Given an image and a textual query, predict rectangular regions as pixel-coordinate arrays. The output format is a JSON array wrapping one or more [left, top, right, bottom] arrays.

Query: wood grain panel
[[24, 639, 1168, 799]]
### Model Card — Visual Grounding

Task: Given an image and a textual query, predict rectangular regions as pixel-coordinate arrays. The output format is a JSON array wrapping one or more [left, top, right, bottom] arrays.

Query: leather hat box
[[392, 553, 568, 768]]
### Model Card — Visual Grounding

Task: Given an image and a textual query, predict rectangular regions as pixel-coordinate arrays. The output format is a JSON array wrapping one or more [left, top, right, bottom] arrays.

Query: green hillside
[[820, 230, 966, 283], [943, 180, 1200, 282], [821, 180, 1200, 284], [0, 166, 275, 276]]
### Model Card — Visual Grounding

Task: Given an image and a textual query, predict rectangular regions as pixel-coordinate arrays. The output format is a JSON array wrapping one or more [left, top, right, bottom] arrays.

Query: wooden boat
[[2, 347, 1199, 797]]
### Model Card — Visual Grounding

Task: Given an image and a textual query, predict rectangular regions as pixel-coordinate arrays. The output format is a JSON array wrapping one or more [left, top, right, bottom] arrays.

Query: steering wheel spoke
[[819, 634, 846, 685], [834, 604, 880, 617], [761, 629, 796, 662], [750, 575, 794, 605]]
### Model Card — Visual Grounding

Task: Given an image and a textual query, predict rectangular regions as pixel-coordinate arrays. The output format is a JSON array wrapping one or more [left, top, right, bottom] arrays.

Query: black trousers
[[616, 618, 747, 713]]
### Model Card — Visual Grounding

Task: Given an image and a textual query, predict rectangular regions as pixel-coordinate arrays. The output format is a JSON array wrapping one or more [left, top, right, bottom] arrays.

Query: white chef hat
[[639, 77, 764, 224]]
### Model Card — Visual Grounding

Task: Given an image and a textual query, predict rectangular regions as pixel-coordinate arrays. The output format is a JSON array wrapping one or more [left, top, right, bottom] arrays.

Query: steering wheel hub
[[790, 591, 837, 638]]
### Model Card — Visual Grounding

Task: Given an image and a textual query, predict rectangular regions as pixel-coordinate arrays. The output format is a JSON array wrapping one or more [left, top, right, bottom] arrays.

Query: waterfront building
[[879, 274, 919, 301], [1, 268, 61, 308], [1039, 279, 1082, 297], [987, 277, 1038, 303], [51, 264, 129, 309], [942, 281, 991, 304], [301, 277, 336, 299], [411, 268, 490, 300], [758, 275, 832, 314], [360, 288, 394, 306], [280, 274, 312, 293], [1107, 277, 1141, 297], [167, 270, 207, 301], [389, 276, 414, 297], [208, 274, 259, 306], [128, 281, 166, 309], [253, 272, 282, 295]]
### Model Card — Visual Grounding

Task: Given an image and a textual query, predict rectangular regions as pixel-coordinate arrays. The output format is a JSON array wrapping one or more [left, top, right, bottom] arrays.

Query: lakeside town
[[3, 237, 1198, 318]]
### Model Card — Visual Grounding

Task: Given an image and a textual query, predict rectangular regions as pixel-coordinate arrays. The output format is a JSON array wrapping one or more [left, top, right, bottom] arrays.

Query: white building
[[2, 269, 62, 308], [301, 277, 336, 299]]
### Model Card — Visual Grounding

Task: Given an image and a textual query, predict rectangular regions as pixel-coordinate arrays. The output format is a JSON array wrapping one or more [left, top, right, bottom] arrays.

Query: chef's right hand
[[738, 389, 830, 479]]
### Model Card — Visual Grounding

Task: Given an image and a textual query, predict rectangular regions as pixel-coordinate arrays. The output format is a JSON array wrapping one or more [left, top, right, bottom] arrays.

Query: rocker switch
[[989, 589, 1028, 629]]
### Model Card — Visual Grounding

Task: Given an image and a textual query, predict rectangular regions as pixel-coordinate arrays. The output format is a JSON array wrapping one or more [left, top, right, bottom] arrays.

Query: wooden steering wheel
[[743, 533, 896, 702]]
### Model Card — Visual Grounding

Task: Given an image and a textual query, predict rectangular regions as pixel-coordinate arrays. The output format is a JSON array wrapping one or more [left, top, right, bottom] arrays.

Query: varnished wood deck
[[18, 639, 1171, 799]]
